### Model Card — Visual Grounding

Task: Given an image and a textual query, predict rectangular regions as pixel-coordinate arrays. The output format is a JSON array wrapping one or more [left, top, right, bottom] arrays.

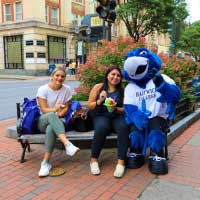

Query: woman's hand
[[98, 90, 107, 105], [110, 105, 117, 112], [56, 101, 70, 118], [54, 101, 64, 112]]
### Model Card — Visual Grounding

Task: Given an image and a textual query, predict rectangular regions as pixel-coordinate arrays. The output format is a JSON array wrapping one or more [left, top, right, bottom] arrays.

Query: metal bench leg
[[165, 133, 169, 160], [164, 144, 169, 160], [19, 139, 30, 163]]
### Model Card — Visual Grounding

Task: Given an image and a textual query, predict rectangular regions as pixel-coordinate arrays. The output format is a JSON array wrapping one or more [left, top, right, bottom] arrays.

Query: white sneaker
[[38, 161, 52, 177], [65, 141, 80, 156], [90, 162, 100, 175], [113, 164, 125, 178]]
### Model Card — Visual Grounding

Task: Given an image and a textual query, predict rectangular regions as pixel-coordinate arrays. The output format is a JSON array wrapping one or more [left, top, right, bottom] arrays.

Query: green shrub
[[76, 36, 145, 97], [75, 37, 200, 105]]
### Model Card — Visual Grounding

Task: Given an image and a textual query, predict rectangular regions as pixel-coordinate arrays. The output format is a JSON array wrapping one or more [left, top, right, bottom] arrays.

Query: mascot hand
[[166, 102, 176, 121], [149, 68, 164, 87], [132, 109, 149, 131], [124, 104, 149, 131], [157, 83, 181, 103]]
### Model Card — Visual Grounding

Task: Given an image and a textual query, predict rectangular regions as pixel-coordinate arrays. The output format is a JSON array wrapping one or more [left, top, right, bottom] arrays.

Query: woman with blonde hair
[[36, 66, 79, 177]]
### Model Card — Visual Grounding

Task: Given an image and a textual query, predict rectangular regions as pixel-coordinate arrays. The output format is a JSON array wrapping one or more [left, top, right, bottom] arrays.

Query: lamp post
[[74, 26, 91, 64]]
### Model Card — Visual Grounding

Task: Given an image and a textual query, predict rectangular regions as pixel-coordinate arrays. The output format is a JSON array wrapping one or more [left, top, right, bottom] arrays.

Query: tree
[[177, 21, 200, 61], [168, 0, 189, 54], [116, 0, 188, 42]]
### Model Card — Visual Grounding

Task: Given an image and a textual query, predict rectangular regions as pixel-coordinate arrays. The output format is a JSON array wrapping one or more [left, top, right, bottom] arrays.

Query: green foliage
[[72, 93, 88, 101], [76, 36, 146, 97], [76, 36, 199, 104], [177, 21, 200, 60], [117, 0, 188, 42], [160, 53, 199, 89], [159, 52, 200, 103]]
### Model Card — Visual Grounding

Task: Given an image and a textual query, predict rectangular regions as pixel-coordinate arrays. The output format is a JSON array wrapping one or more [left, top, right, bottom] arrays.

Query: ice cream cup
[[104, 103, 117, 112]]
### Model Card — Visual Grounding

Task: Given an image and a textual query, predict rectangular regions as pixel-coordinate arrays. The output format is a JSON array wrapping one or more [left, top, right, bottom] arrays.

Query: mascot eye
[[139, 51, 147, 55]]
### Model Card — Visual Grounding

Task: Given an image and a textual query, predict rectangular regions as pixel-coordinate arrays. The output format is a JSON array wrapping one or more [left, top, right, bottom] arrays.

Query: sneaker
[[38, 161, 52, 177], [90, 162, 100, 175], [148, 155, 168, 175], [113, 164, 125, 178], [65, 141, 80, 156], [126, 152, 145, 169]]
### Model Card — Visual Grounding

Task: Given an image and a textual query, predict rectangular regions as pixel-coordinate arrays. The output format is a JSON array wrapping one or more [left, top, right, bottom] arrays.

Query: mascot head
[[123, 47, 162, 88]]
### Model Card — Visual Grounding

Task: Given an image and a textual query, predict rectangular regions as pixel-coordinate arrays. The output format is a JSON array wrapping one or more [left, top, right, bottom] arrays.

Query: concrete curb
[[167, 108, 200, 144], [6, 108, 200, 143], [0, 75, 77, 81]]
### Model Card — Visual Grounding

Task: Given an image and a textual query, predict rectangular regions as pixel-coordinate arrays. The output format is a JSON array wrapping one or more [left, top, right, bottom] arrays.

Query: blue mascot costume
[[123, 48, 181, 174]]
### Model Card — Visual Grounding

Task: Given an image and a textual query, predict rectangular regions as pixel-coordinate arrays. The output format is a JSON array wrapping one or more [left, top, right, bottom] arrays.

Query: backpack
[[65, 100, 82, 125], [65, 100, 93, 132], [21, 98, 41, 134]]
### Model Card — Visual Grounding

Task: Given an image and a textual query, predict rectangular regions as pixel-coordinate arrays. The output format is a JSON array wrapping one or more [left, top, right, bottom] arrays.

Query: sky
[[185, 0, 200, 23]]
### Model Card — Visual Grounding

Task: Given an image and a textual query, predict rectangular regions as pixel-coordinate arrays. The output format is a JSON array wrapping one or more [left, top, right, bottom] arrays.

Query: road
[[0, 79, 80, 120]]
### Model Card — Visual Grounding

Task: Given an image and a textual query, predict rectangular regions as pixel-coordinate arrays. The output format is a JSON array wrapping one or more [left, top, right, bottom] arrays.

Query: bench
[[18, 97, 197, 163], [16, 103, 117, 163]]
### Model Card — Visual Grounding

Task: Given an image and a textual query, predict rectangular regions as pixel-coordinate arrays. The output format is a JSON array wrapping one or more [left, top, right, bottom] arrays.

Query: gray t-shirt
[[36, 84, 72, 113]]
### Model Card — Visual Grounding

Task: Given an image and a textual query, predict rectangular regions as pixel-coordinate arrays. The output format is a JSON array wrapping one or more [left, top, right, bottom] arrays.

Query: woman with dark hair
[[87, 66, 129, 178]]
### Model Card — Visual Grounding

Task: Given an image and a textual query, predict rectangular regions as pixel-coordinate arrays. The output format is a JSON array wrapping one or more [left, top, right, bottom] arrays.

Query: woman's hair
[[99, 66, 124, 98], [51, 66, 67, 77]]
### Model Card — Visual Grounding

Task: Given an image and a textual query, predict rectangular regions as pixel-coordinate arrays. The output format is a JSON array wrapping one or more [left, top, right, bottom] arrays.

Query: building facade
[[0, 0, 169, 75], [0, 0, 93, 75]]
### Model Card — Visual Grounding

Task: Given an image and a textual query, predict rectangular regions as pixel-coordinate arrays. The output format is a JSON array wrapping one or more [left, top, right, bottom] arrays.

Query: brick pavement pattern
[[0, 118, 200, 200]]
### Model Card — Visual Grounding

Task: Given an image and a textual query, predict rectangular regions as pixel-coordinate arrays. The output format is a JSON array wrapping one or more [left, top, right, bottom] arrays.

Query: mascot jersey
[[124, 74, 175, 119]]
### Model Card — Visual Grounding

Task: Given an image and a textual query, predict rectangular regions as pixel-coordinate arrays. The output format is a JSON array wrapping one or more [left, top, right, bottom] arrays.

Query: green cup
[[104, 103, 116, 112]]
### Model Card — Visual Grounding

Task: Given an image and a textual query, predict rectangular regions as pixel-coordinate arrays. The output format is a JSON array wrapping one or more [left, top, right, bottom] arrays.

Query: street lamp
[[74, 26, 91, 64]]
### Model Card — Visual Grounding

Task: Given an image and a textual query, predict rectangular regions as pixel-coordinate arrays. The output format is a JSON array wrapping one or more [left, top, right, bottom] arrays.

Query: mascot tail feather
[[130, 131, 144, 149], [148, 130, 166, 153]]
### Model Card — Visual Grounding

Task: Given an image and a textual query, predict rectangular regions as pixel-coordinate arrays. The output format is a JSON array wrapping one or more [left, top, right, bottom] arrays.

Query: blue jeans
[[91, 114, 129, 160]]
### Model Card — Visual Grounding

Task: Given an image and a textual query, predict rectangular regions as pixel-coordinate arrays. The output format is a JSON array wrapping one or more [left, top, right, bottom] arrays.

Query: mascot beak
[[124, 57, 149, 80]]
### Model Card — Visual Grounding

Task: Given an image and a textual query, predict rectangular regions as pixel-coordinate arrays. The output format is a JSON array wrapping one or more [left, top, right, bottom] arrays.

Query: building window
[[36, 40, 45, 46], [26, 53, 34, 58], [48, 36, 66, 64], [51, 8, 58, 25], [26, 40, 34, 46], [45, 6, 48, 23], [73, 0, 83, 3], [113, 24, 119, 37], [4, 35, 24, 69], [4, 4, 12, 22], [37, 53, 46, 58], [15, 1, 22, 20]]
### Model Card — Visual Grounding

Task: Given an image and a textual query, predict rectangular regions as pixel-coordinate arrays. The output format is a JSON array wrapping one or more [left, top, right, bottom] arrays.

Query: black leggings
[[91, 115, 129, 160]]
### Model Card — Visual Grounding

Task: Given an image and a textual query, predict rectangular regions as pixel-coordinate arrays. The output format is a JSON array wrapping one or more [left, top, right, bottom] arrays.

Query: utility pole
[[107, 22, 112, 41]]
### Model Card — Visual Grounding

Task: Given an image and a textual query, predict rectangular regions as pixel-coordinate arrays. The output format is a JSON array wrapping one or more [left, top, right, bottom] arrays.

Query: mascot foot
[[126, 152, 145, 169], [148, 151, 168, 174]]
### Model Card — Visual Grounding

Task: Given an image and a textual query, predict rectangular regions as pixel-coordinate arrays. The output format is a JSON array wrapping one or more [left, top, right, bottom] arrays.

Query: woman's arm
[[37, 97, 58, 113], [87, 83, 104, 110], [116, 106, 124, 114], [56, 101, 70, 117], [37, 97, 65, 114]]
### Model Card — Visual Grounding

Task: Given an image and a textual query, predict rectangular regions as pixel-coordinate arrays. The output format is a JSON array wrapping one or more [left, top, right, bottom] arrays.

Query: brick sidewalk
[[0, 118, 200, 200]]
